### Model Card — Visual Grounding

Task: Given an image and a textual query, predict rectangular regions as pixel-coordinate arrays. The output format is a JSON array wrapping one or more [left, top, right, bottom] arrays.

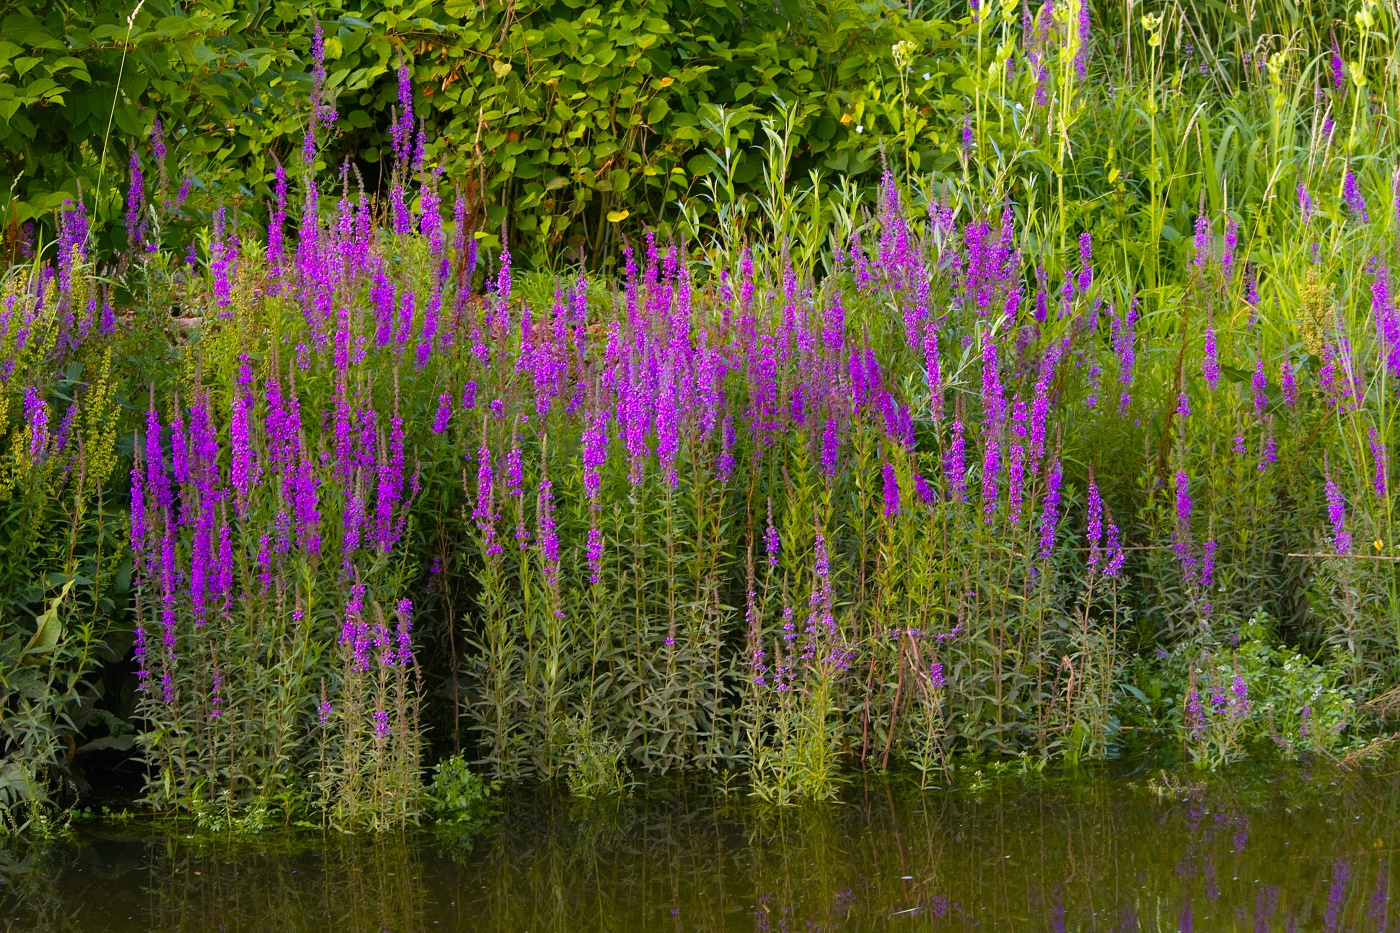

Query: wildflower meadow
[[3, 0, 1400, 835]]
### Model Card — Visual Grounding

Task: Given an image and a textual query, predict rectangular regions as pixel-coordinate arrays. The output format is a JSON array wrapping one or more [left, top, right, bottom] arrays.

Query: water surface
[[4, 765, 1398, 930]]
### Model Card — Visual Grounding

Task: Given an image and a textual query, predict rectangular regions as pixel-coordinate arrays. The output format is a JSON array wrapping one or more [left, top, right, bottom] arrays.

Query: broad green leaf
[[22, 579, 74, 658]]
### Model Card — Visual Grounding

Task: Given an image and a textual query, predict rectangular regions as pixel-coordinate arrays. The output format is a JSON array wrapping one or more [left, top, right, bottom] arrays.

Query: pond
[[3, 764, 1397, 931]]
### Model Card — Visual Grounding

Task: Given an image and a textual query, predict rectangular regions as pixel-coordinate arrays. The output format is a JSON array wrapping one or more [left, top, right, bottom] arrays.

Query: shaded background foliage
[[1, 0, 965, 265]]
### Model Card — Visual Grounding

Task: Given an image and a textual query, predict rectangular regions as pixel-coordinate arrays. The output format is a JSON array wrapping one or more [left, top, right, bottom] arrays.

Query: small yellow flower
[[1376, 539, 1385, 552]]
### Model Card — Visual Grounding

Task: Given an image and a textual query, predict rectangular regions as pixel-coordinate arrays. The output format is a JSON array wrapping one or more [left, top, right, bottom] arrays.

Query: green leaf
[[75, 735, 137, 755], [49, 56, 91, 82], [23, 580, 74, 658], [10, 20, 64, 52], [113, 102, 143, 135]]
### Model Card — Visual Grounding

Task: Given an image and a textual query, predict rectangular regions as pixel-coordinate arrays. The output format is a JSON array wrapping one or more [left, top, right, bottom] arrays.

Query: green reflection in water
[[4, 766, 1398, 931]]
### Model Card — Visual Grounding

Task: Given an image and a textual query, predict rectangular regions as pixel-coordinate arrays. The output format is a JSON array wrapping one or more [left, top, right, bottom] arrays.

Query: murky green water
[[5, 766, 1400, 931]]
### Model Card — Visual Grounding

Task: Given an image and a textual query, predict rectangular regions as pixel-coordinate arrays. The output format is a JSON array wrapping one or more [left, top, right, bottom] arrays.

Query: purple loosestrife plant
[[1007, 399, 1028, 524], [765, 499, 780, 567], [1029, 342, 1058, 466], [474, 445, 499, 556], [1074, 0, 1090, 77], [882, 463, 900, 518], [269, 159, 288, 271], [1038, 456, 1063, 559], [1086, 478, 1104, 571], [1282, 359, 1298, 406], [1259, 431, 1278, 471], [538, 477, 559, 587], [1077, 232, 1093, 294], [1104, 523, 1125, 577], [1372, 426, 1389, 498], [1230, 672, 1248, 718], [945, 419, 968, 502], [1203, 327, 1221, 390], [1111, 302, 1137, 412], [1222, 217, 1238, 284], [1187, 689, 1205, 740], [1193, 211, 1211, 268], [1325, 462, 1352, 554], [375, 411, 407, 552], [125, 148, 147, 251], [505, 446, 524, 499], [1252, 358, 1268, 417], [432, 393, 452, 433], [57, 200, 88, 295], [1175, 469, 1192, 529], [924, 324, 944, 422], [391, 64, 414, 165], [979, 333, 1005, 521], [211, 206, 234, 309], [1345, 171, 1370, 222], [23, 387, 49, 460]]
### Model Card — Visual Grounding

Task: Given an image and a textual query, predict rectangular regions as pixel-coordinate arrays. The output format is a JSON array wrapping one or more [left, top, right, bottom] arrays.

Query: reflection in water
[[3, 767, 1398, 931]]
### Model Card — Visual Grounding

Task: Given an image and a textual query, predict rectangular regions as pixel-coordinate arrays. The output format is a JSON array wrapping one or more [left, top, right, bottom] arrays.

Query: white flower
[[855, 124, 864, 134], [923, 72, 931, 80]]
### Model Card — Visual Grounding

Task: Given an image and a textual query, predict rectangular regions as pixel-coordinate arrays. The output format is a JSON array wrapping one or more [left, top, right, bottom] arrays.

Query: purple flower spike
[[585, 525, 604, 585], [1203, 327, 1220, 390], [1193, 211, 1210, 268], [23, 387, 49, 460], [945, 419, 968, 502], [1345, 171, 1369, 221], [1252, 358, 1267, 417], [882, 463, 900, 518], [1086, 479, 1104, 571], [125, 148, 146, 251], [1371, 426, 1389, 498], [1104, 523, 1125, 577], [1326, 465, 1352, 555], [1038, 456, 1063, 560], [765, 499, 780, 567], [1222, 217, 1238, 283], [432, 392, 452, 433], [1175, 469, 1192, 529]]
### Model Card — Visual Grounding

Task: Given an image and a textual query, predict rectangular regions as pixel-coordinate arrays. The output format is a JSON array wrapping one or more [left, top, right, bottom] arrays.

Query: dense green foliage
[[1, 0, 964, 265], [8, 0, 1400, 837]]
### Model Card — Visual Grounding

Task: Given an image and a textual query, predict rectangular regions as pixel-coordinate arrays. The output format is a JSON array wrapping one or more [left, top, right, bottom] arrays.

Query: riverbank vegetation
[[4, 0, 1400, 833]]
